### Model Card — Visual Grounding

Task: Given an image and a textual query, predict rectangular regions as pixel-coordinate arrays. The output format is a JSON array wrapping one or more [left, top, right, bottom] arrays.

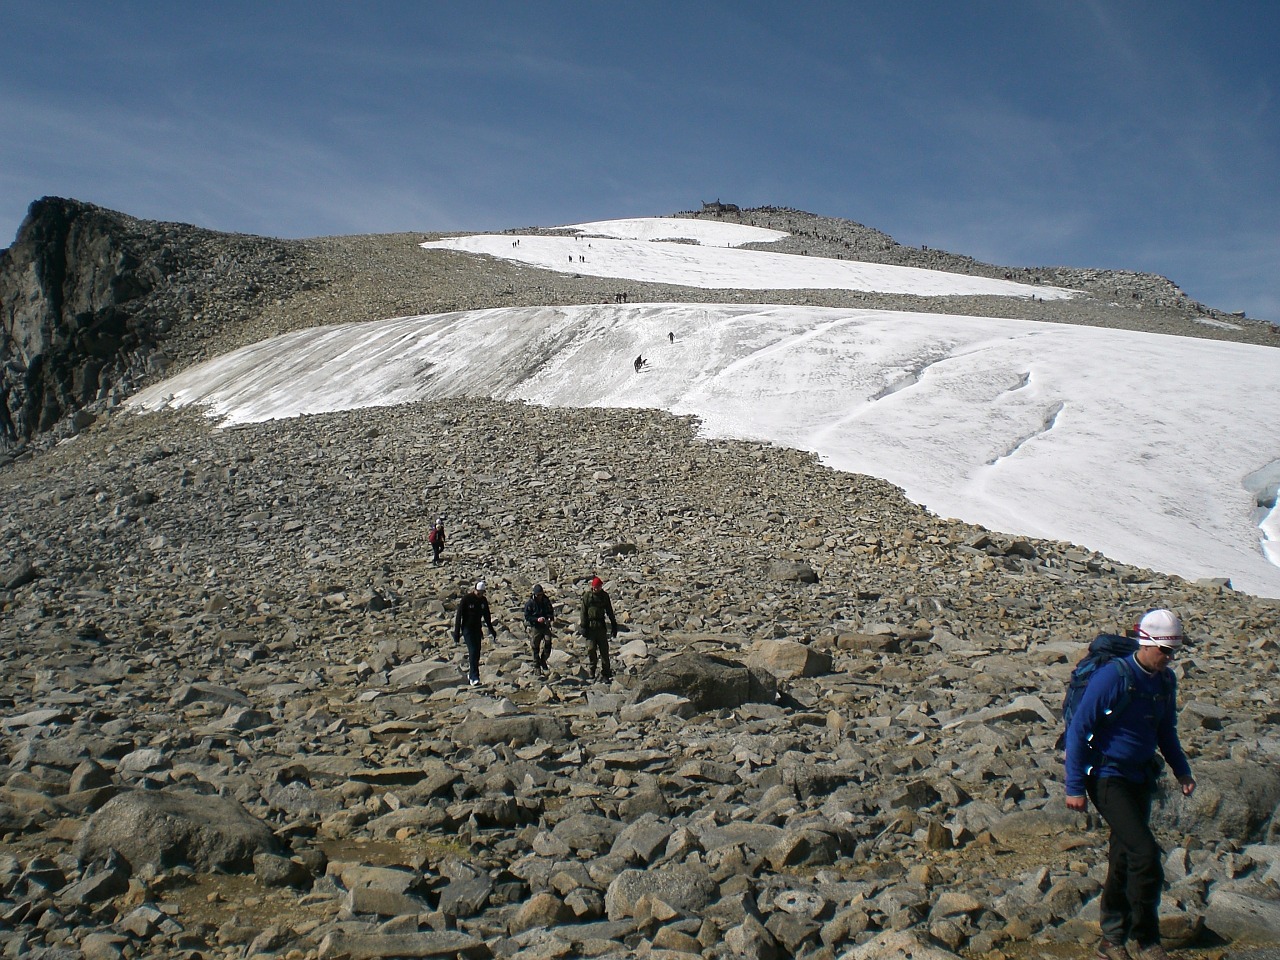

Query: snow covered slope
[[130, 301, 1280, 598], [423, 218, 1077, 298]]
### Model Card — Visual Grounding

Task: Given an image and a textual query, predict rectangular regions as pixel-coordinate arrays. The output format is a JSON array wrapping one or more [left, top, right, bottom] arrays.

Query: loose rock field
[[3, 395, 1280, 960]]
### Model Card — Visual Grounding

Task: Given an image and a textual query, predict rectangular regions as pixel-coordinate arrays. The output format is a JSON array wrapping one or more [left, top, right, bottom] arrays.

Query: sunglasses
[[1153, 644, 1178, 657]]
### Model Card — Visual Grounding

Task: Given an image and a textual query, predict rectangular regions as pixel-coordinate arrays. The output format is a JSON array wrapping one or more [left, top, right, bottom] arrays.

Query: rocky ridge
[[3, 198, 1277, 454]]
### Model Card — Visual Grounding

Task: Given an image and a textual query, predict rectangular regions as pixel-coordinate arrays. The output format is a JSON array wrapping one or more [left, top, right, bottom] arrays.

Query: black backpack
[[1062, 632, 1174, 737], [1062, 633, 1138, 734]]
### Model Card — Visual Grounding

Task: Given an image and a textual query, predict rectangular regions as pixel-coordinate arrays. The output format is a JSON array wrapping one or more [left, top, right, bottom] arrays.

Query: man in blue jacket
[[1064, 609, 1197, 960]]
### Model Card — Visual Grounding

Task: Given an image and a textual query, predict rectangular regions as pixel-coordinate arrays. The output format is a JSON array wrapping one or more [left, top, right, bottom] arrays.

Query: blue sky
[[3, 2, 1277, 321]]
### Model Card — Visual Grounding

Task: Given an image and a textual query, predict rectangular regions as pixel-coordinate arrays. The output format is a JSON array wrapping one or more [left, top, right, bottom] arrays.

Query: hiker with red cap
[[1064, 609, 1197, 960], [579, 576, 618, 682]]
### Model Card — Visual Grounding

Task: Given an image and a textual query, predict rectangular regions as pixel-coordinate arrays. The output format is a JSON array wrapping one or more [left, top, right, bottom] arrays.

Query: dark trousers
[[1087, 775, 1162, 946], [461, 628, 482, 683], [432, 542, 443, 564], [586, 632, 612, 678], [529, 627, 551, 668]]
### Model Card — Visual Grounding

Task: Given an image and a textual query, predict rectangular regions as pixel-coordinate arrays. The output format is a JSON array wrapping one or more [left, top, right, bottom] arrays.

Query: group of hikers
[[433, 498, 1197, 959], [450, 576, 618, 688]]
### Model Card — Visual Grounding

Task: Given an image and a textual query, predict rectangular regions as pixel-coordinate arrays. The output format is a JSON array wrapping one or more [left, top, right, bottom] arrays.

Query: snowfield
[[562, 217, 789, 246], [129, 218, 1280, 598], [422, 219, 1077, 299]]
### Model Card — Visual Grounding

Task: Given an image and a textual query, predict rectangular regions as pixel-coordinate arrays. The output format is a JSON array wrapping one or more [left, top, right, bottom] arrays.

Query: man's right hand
[[1066, 795, 1087, 812]]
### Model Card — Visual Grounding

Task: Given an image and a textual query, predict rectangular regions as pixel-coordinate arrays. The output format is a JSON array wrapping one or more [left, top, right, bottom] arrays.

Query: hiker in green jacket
[[579, 576, 618, 682]]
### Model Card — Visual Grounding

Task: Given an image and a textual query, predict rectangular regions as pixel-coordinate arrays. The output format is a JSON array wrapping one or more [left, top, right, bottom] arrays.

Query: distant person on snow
[[634, 355, 646, 373], [580, 576, 618, 681], [428, 518, 446, 565], [523, 584, 555, 676], [454, 581, 498, 687], [668, 331, 674, 344]]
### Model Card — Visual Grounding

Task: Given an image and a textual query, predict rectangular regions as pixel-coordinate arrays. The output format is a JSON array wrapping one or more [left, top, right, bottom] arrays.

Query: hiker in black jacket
[[453, 581, 497, 687], [523, 584, 555, 676]]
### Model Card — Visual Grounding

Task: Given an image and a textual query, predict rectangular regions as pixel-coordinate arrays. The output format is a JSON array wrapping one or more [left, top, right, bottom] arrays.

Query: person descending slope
[[580, 576, 618, 682], [428, 518, 446, 565], [524, 584, 555, 676], [1064, 609, 1196, 960], [454, 581, 497, 687]]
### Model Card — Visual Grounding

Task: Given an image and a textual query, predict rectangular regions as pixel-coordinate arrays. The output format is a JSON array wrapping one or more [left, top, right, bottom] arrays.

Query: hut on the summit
[[701, 199, 740, 215]]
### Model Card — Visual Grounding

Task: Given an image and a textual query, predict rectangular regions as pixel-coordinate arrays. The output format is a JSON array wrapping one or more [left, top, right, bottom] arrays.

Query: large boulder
[[748, 638, 833, 679], [604, 866, 719, 920], [1205, 887, 1280, 942], [1155, 759, 1280, 842], [75, 789, 279, 873], [629, 652, 777, 712], [452, 714, 570, 746]]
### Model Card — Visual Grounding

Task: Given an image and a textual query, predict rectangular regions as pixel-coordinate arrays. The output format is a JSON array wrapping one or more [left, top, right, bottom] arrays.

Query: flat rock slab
[[317, 930, 489, 959]]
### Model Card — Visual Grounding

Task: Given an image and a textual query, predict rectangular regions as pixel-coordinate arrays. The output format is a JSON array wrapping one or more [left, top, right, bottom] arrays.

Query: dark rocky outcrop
[[0, 197, 306, 445]]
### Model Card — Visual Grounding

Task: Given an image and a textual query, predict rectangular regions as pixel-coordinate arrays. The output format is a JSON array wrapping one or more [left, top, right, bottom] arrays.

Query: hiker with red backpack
[[428, 518, 446, 565], [1063, 609, 1197, 960]]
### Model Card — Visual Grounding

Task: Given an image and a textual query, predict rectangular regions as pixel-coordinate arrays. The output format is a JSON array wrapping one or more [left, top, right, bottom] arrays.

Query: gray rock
[[605, 866, 718, 920], [553, 813, 626, 854], [843, 929, 964, 958], [345, 885, 432, 917], [439, 875, 494, 918], [630, 652, 777, 711], [1157, 760, 1280, 842], [253, 852, 311, 888], [768, 560, 819, 583], [75, 789, 279, 872], [1207, 887, 1280, 941], [59, 861, 129, 905], [749, 638, 833, 678], [316, 929, 489, 959], [452, 714, 570, 745]]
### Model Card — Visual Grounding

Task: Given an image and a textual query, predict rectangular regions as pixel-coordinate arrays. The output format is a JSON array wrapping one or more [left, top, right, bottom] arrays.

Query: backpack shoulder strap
[[1109, 656, 1136, 716]]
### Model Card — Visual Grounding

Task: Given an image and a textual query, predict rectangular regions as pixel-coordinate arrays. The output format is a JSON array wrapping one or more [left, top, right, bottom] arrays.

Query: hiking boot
[[1096, 941, 1131, 960], [468, 678, 480, 687], [1130, 944, 1169, 960]]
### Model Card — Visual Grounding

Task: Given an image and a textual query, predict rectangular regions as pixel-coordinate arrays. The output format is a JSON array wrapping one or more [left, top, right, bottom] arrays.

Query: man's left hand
[[1178, 776, 1196, 797]]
